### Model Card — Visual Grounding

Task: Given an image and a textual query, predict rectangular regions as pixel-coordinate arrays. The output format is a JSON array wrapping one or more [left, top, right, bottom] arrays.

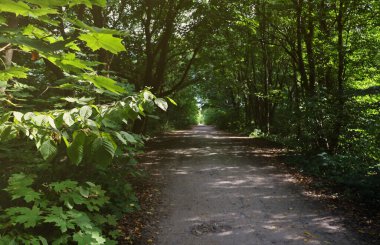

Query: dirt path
[[143, 126, 365, 245]]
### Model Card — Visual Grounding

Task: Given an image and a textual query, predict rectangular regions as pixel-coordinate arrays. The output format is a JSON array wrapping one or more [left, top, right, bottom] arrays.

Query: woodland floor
[[124, 125, 374, 245]]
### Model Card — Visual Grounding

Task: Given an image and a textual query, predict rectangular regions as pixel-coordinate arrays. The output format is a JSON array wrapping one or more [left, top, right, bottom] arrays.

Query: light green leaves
[[143, 90, 155, 101], [0, 0, 58, 17], [0, 67, 29, 83], [142, 91, 170, 111], [61, 53, 94, 71], [63, 97, 94, 105], [79, 33, 126, 54], [0, 0, 105, 17], [0, 0, 36, 16], [166, 97, 177, 106], [13, 111, 23, 122], [154, 98, 168, 111], [79, 106, 93, 119], [63, 112, 75, 127], [73, 230, 106, 245], [83, 75, 125, 94]]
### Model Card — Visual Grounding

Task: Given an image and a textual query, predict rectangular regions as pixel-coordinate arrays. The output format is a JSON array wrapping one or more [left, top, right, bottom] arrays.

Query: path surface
[[144, 126, 364, 245]]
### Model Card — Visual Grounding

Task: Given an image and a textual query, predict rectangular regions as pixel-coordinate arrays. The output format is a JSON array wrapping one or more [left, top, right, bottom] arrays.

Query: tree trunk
[[4, 14, 18, 68], [330, 0, 346, 153]]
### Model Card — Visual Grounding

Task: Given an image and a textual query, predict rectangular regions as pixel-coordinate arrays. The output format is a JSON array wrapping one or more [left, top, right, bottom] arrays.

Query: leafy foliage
[[0, 0, 170, 243], [1, 174, 115, 244], [196, 0, 380, 205]]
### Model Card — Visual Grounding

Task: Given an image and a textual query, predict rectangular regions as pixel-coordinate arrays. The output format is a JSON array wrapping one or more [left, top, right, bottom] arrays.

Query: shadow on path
[[142, 126, 365, 245]]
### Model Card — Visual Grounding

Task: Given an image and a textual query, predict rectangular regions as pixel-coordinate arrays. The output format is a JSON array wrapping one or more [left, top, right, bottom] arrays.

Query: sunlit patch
[[174, 170, 189, 175], [263, 225, 277, 230], [284, 234, 305, 241], [213, 180, 248, 186], [262, 195, 285, 199], [312, 217, 344, 231], [271, 214, 288, 219], [216, 230, 233, 236]]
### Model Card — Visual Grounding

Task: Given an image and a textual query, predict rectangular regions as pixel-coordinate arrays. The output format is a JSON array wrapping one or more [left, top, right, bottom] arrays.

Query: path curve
[[144, 126, 364, 245]]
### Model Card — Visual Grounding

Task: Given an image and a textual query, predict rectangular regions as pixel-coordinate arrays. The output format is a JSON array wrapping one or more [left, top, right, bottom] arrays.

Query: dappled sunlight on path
[[143, 126, 364, 245]]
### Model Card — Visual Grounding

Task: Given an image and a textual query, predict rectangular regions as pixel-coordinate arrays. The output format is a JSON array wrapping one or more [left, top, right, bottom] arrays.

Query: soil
[[132, 125, 370, 245]]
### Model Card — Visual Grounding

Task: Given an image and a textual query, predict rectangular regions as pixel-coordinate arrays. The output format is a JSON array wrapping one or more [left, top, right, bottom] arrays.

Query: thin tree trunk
[[4, 14, 18, 68], [304, 0, 316, 96], [330, 0, 346, 153], [295, 0, 309, 91]]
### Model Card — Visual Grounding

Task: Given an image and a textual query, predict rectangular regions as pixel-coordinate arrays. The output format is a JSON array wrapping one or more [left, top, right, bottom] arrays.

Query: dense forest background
[[0, 0, 379, 243]]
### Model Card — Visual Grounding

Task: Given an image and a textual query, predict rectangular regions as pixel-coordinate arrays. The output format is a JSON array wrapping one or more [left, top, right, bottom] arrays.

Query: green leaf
[[79, 105, 93, 119], [67, 131, 86, 165], [63, 97, 94, 105], [67, 210, 93, 230], [13, 111, 23, 122], [61, 53, 93, 71], [91, 134, 116, 166], [143, 90, 155, 101], [113, 132, 127, 145], [31, 114, 47, 126], [63, 112, 75, 127], [39, 236, 48, 245], [0, 16, 6, 26], [6, 206, 41, 228], [5, 173, 40, 203], [0, 0, 58, 17], [92, 0, 106, 7], [73, 232, 93, 245], [39, 140, 57, 161], [119, 131, 137, 143], [0, 66, 29, 81], [166, 97, 177, 106], [79, 186, 90, 198], [154, 98, 168, 111], [105, 215, 117, 226], [73, 230, 106, 245], [67, 18, 121, 35], [52, 235, 70, 245], [0, 0, 31, 16], [0, 35, 66, 54], [78, 33, 126, 54], [44, 206, 73, 233], [83, 75, 125, 94], [0, 112, 11, 124], [50, 180, 78, 193], [0, 125, 16, 142]]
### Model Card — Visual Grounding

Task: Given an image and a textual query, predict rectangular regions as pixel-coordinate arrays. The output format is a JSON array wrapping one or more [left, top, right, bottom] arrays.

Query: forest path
[[143, 126, 364, 245]]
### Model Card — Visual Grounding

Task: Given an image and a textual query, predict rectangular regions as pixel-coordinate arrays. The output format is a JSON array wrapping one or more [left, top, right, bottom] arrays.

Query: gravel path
[[146, 126, 365, 245]]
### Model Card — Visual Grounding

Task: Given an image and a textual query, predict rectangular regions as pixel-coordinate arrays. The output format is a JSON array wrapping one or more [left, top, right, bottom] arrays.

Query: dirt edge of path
[[276, 156, 380, 244]]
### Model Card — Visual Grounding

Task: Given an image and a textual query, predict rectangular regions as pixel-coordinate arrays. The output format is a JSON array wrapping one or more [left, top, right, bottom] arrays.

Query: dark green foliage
[[165, 90, 199, 129], [194, 0, 380, 203], [0, 1, 169, 243], [285, 153, 380, 207], [147, 88, 199, 132]]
